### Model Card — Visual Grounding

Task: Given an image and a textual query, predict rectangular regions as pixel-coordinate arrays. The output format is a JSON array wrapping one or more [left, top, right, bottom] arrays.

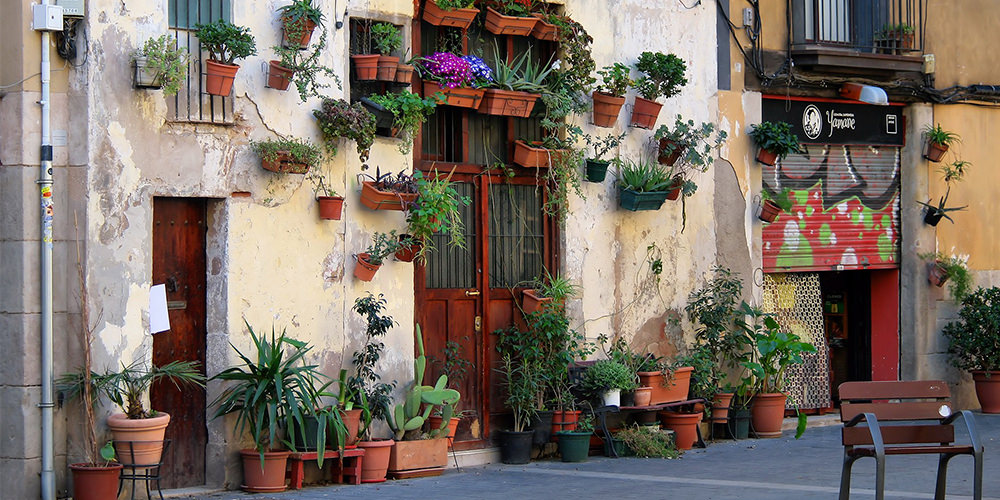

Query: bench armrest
[[941, 409, 984, 452], [844, 412, 885, 456]]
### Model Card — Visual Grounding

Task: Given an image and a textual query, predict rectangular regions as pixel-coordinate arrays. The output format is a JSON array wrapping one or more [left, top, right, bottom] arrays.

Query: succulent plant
[[385, 325, 461, 440]]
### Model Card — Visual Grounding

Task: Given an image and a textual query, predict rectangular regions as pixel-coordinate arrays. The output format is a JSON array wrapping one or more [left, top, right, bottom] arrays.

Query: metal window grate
[[793, 0, 925, 54], [167, 0, 234, 124], [488, 183, 543, 288], [426, 182, 477, 289]]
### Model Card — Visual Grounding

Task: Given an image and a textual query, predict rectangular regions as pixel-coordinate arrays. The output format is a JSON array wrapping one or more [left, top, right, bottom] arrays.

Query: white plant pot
[[134, 56, 163, 89], [602, 389, 621, 407]]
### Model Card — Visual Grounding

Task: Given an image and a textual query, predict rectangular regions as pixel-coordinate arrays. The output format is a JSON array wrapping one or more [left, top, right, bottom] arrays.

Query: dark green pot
[[727, 408, 751, 439], [603, 436, 631, 457], [619, 189, 668, 211], [585, 159, 610, 183], [556, 431, 591, 462]]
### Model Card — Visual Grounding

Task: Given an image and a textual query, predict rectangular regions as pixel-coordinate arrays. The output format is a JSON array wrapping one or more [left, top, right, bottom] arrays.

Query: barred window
[[167, 0, 234, 124]]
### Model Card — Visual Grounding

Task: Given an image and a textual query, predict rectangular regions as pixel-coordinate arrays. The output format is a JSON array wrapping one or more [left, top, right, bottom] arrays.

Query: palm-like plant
[[210, 321, 331, 459], [59, 359, 205, 419]]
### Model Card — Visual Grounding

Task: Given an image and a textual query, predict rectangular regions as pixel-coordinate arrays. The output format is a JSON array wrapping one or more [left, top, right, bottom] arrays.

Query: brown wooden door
[[416, 175, 551, 448], [151, 197, 207, 488]]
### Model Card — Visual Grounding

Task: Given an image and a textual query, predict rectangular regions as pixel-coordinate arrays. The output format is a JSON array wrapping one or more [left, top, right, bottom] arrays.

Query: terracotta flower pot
[[388, 438, 448, 474], [658, 411, 702, 450], [711, 392, 735, 422], [657, 138, 685, 166], [630, 96, 663, 129], [633, 386, 653, 407], [592, 91, 625, 127], [267, 60, 294, 91], [530, 13, 559, 40], [924, 141, 949, 162], [638, 367, 693, 405], [337, 408, 363, 448], [239, 449, 290, 492], [478, 89, 540, 118], [972, 371, 1000, 413], [512, 140, 567, 169], [395, 63, 414, 85], [928, 261, 949, 287], [282, 16, 317, 48], [353, 253, 380, 282], [757, 148, 779, 166], [428, 415, 461, 446], [484, 7, 538, 36], [357, 439, 394, 483], [759, 199, 782, 223], [422, 80, 485, 109], [665, 176, 684, 201], [521, 288, 552, 314], [204, 59, 239, 96], [359, 181, 418, 211], [376, 55, 399, 81], [317, 196, 344, 220], [70, 463, 123, 500], [551, 410, 581, 437], [107, 412, 169, 466], [751, 392, 787, 438], [422, 0, 479, 29], [394, 234, 423, 262], [351, 54, 380, 81], [260, 151, 309, 174]]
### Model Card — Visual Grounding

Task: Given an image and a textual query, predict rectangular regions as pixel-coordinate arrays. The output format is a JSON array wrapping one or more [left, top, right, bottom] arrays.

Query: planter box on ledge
[[387, 438, 448, 479]]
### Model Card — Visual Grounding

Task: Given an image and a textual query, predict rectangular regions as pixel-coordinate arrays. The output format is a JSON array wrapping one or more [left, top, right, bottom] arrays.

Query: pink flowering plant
[[417, 52, 473, 88]]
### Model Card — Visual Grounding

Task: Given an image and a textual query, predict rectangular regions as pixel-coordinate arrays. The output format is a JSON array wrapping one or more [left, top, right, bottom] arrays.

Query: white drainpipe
[[37, 1, 56, 497]]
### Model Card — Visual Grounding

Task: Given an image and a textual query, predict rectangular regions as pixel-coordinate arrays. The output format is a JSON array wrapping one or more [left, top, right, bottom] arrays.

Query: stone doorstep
[[445, 446, 501, 469], [781, 412, 842, 431]]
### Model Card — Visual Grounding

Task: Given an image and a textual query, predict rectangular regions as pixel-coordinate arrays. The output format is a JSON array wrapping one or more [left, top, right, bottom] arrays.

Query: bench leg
[[974, 448, 984, 500], [287, 458, 305, 490], [934, 453, 951, 500], [874, 455, 886, 500], [839, 455, 860, 500]]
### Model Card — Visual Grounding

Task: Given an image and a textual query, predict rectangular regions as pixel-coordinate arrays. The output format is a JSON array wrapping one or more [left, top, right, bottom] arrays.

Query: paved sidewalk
[[176, 413, 1000, 500]]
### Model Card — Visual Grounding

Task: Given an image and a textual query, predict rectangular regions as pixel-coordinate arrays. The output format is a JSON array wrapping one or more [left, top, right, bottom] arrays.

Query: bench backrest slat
[[838, 380, 950, 400], [840, 401, 952, 422], [842, 424, 955, 446]]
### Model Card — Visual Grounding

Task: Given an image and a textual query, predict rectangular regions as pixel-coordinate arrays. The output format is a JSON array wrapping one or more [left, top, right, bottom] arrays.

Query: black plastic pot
[[585, 159, 610, 183], [924, 210, 943, 226], [499, 430, 534, 464], [620, 390, 636, 407], [530, 410, 554, 446]]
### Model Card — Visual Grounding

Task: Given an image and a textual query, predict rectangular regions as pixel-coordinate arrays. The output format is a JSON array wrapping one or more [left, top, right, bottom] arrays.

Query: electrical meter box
[[32, 4, 64, 31], [55, 0, 85, 18]]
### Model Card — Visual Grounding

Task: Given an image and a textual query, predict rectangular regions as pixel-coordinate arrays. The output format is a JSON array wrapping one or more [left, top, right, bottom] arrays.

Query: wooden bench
[[285, 448, 365, 489], [837, 380, 984, 500]]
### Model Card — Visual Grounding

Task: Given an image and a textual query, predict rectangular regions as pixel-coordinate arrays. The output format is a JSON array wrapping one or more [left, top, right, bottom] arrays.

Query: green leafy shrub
[[596, 62, 633, 97], [195, 20, 256, 65], [749, 121, 801, 160], [633, 52, 687, 101], [251, 137, 322, 168], [581, 359, 637, 395], [368, 91, 439, 154], [943, 286, 1000, 372], [136, 35, 188, 96], [371, 22, 402, 55], [313, 98, 376, 162]]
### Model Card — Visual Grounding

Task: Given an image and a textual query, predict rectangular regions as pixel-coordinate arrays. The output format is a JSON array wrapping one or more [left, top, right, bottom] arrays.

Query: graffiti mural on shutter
[[762, 144, 900, 272]]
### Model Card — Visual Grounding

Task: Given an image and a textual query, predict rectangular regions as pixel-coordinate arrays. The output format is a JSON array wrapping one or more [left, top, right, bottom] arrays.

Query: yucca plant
[[59, 359, 205, 420], [210, 321, 333, 461]]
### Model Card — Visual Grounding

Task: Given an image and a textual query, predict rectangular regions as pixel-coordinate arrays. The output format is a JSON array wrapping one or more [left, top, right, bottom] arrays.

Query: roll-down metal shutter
[[762, 144, 900, 272]]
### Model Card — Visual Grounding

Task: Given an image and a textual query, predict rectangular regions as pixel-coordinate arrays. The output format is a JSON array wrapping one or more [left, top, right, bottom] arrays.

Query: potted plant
[[735, 301, 815, 438], [251, 136, 322, 174], [943, 286, 1000, 413], [422, 0, 479, 29], [355, 230, 402, 281], [427, 339, 473, 444], [631, 52, 687, 129], [918, 160, 970, 226], [615, 424, 679, 458], [498, 353, 539, 464], [512, 138, 570, 169], [404, 169, 471, 262], [347, 293, 397, 482], [269, 30, 338, 102], [416, 52, 486, 109], [194, 19, 256, 96], [592, 62, 633, 127], [759, 188, 794, 223], [923, 123, 960, 162], [480, 46, 551, 118], [658, 410, 703, 450], [652, 115, 728, 224], [307, 170, 344, 220], [364, 91, 440, 153], [357, 167, 419, 211], [313, 97, 377, 163], [555, 413, 593, 462], [876, 23, 915, 54], [580, 359, 637, 407], [133, 34, 188, 96], [920, 252, 972, 301], [521, 269, 578, 314], [749, 121, 800, 166], [210, 322, 327, 492], [615, 157, 672, 211], [371, 22, 402, 81], [278, 0, 324, 49], [581, 132, 626, 182], [59, 360, 205, 468], [383, 325, 459, 476], [484, 0, 539, 36]]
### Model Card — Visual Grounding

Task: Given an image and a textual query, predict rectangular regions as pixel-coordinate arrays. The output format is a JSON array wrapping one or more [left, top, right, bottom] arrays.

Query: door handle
[[465, 290, 480, 296]]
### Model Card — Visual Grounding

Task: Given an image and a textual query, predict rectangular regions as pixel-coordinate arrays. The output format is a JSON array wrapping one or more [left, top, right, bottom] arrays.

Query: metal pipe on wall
[[38, 0, 56, 496]]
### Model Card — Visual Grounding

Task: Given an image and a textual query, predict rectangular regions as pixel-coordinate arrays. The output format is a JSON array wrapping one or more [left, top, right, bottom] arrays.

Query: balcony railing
[[792, 0, 925, 55]]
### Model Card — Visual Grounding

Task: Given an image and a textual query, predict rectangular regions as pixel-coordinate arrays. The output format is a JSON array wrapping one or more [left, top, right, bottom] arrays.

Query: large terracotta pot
[[204, 60, 239, 96], [972, 371, 1000, 413], [551, 410, 581, 437], [592, 91, 625, 127], [239, 449, 290, 492], [388, 438, 448, 474], [70, 463, 123, 500], [630, 96, 663, 129], [751, 392, 787, 438], [637, 367, 693, 405], [659, 411, 702, 450], [107, 412, 169, 466], [422, 0, 479, 29], [357, 439, 394, 483]]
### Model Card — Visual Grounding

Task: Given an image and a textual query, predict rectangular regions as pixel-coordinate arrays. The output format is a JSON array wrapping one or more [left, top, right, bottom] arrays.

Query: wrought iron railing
[[792, 0, 925, 55]]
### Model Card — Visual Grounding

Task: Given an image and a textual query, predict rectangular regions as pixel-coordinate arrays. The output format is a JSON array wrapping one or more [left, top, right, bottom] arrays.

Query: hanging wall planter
[[479, 89, 540, 118], [757, 148, 779, 166], [317, 196, 344, 220], [266, 60, 295, 90], [281, 17, 317, 48], [484, 7, 538, 36], [359, 181, 418, 211], [377, 55, 399, 81], [394, 234, 422, 262], [513, 140, 566, 169], [657, 138, 685, 166], [759, 199, 782, 223], [205, 60, 240, 96], [261, 151, 309, 174], [665, 176, 684, 201], [630, 96, 663, 129], [422, 0, 479, 29], [351, 54, 380, 81], [354, 253, 381, 281], [133, 57, 163, 89], [585, 159, 610, 183], [395, 63, 414, 85], [530, 14, 559, 40], [619, 188, 669, 211], [592, 91, 625, 127], [422, 80, 485, 109]]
